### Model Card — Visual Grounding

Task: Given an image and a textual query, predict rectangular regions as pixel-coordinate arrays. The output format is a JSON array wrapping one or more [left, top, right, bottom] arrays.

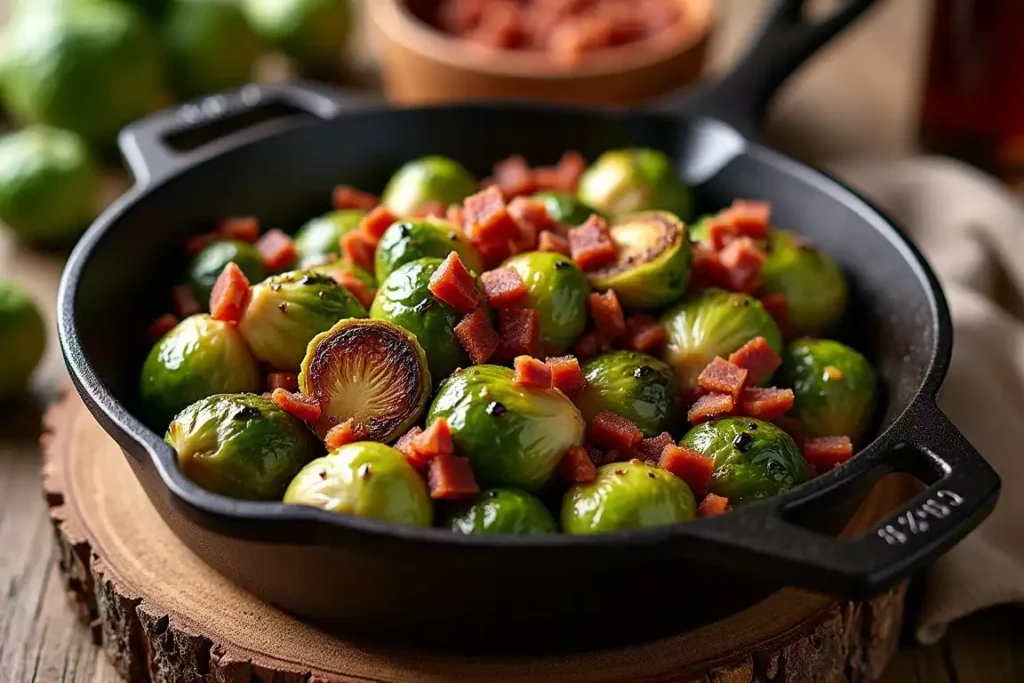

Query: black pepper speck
[[413, 298, 436, 314], [633, 365, 653, 379], [278, 302, 289, 312], [647, 471, 656, 479], [733, 432, 754, 452], [232, 406, 260, 420], [271, 283, 282, 292], [554, 260, 570, 270], [448, 232, 459, 241], [486, 401, 507, 417], [398, 224, 411, 238], [614, 469, 626, 476], [748, 422, 758, 431], [358, 463, 373, 480], [487, 490, 499, 499]]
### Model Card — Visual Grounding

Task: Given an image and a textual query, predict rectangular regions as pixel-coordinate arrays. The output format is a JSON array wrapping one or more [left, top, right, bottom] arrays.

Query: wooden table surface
[[2, 1, 1022, 681]]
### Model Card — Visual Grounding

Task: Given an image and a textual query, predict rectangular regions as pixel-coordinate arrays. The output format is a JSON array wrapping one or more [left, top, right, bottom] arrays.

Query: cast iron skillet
[[58, 0, 1000, 650]]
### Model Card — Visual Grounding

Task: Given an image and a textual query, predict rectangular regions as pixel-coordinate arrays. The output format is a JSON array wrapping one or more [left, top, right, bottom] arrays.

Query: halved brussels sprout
[[428, 365, 585, 492], [294, 209, 365, 268], [561, 461, 695, 534], [238, 270, 367, 370], [531, 190, 602, 226], [308, 258, 376, 290], [187, 239, 267, 306], [445, 488, 556, 535], [502, 251, 589, 355], [780, 338, 877, 441], [299, 318, 430, 441], [680, 417, 807, 506], [586, 211, 690, 309], [660, 288, 782, 391], [374, 218, 482, 283], [381, 155, 478, 217], [577, 148, 692, 219], [284, 442, 432, 527], [167, 393, 321, 500], [761, 230, 849, 337], [576, 351, 678, 437], [141, 314, 261, 428]]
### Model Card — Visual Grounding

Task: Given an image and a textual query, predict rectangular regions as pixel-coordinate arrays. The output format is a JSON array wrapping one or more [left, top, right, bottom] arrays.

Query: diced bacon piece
[[739, 387, 795, 421], [217, 216, 259, 243], [413, 418, 454, 458], [341, 231, 375, 273], [438, 0, 485, 34], [185, 231, 219, 256], [332, 185, 378, 211], [475, 238, 513, 270], [454, 308, 500, 364], [689, 243, 730, 290], [588, 290, 626, 340], [360, 206, 399, 245], [697, 356, 748, 400], [704, 214, 738, 250], [687, 392, 735, 424], [271, 388, 321, 422], [172, 284, 201, 319], [509, 197, 554, 251], [469, 1, 525, 49], [632, 432, 674, 464], [560, 445, 597, 483], [255, 228, 297, 272], [324, 419, 367, 450], [447, 204, 465, 226], [481, 267, 527, 308], [411, 201, 446, 219], [147, 313, 178, 341], [803, 436, 854, 471], [495, 307, 539, 360], [538, 229, 571, 256], [760, 291, 789, 331], [333, 271, 376, 309], [698, 494, 730, 518], [549, 16, 618, 65], [573, 330, 609, 361], [728, 199, 771, 240], [266, 372, 298, 392], [568, 215, 616, 271], [659, 445, 715, 498], [463, 186, 520, 245], [428, 454, 480, 499], [209, 263, 250, 323], [589, 410, 643, 452], [718, 237, 766, 294], [428, 252, 479, 314], [530, 166, 561, 192], [773, 416, 806, 447], [513, 356, 552, 389], [586, 444, 613, 467], [555, 150, 586, 191], [621, 314, 667, 353], [492, 155, 535, 198], [394, 426, 424, 460], [545, 355, 586, 394], [728, 337, 782, 385]]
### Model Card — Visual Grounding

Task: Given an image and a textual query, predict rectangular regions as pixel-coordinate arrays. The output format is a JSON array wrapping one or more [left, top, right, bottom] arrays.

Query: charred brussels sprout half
[[166, 393, 321, 500], [680, 418, 807, 506], [660, 288, 782, 391], [577, 148, 692, 219], [299, 318, 430, 441], [428, 365, 585, 492], [561, 461, 695, 534], [780, 339, 877, 441], [238, 271, 367, 370], [140, 314, 261, 428], [284, 442, 432, 527], [586, 211, 690, 309], [381, 155, 478, 217], [531, 190, 602, 226], [374, 218, 482, 283], [445, 488, 556, 535], [761, 230, 848, 337], [503, 251, 589, 355], [294, 209, 364, 268], [186, 240, 266, 305], [576, 351, 677, 437]]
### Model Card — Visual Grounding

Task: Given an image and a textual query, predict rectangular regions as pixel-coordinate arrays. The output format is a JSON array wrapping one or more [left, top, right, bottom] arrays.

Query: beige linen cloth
[[828, 156, 1024, 644]]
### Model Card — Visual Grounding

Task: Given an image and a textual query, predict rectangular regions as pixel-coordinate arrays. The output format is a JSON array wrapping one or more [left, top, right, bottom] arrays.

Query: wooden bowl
[[369, 0, 716, 106]]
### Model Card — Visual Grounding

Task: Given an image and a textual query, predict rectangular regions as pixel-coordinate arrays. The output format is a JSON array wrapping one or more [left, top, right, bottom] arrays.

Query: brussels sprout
[[761, 230, 849, 337], [381, 156, 478, 217], [294, 209, 364, 268], [374, 218, 482, 283], [577, 148, 692, 219], [307, 258, 376, 290], [141, 315, 261, 428], [299, 318, 430, 441], [576, 351, 677, 437], [780, 339, 877, 441], [586, 211, 690, 309], [187, 240, 267, 306], [561, 461, 695, 534], [167, 393, 321, 500], [284, 442, 432, 527], [531, 190, 602, 226], [0, 280, 46, 400], [502, 252, 589, 355], [680, 417, 807, 506], [238, 271, 367, 370], [445, 488, 556, 535], [428, 365, 585, 492], [660, 289, 782, 391]]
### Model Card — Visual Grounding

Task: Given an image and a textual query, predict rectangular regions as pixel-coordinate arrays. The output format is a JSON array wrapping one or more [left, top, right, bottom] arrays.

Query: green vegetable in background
[[381, 156, 477, 217], [576, 351, 678, 437], [242, 0, 352, 76], [577, 148, 692, 219], [294, 209, 364, 268], [760, 230, 849, 337], [186, 240, 266, 307], [531, 190, 602, 226], [445, 488, 556, 535], [0, 280, 46, 400], [502, 251, 589, 356], [374, 218, 482, 283]]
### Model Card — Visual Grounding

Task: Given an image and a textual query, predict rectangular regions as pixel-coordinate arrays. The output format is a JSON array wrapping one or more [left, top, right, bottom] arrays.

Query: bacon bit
[[411, 201, 446, 219], [618, 316, 662, 354], [454, 308, 500, 364], [324, 419, 367, 450], [481, 267, 528, 308], [492, 155, 535, 198], [530, 166, 562, 192], [332, 185, 378, 211], [545, 355, 586, 394], [428, 252, 480, 314], [538, 230, 571, 256], [495, 307, 540, 360], [475, 239, 513, 270], [147, 313, 178, 341], [271, 388, 321, 422], [217, 216, 259, 243], [728, 199, 771, 240], [255, 228, 297, 272], [632, 432, 674, 464], [687, 393, 736, 424], [573, 330, 610, 361], [698, 494, 730, 518], [333, 270, 376, 309], [560, 445, 597, 484], [341, 231, 375, 273], [555, 150, 586, 191], [760, 292, 789, 330], [803, 436, 854, 471], [394, 426, 424, 460], [728, 337, 782, 385], [509, 197, 553, 251], [428, 454, 480, 499], [697, 357, 749, 400], [469, 1, 524, 49], [689, 243, 730, 290], [739, 387, 794, 421], [589, 410, 643, 452], [568, 215, 616, 271], [266, 372, 298, 392], [700, 214, 735, 250], [773, 416, 806, 447], [360, 206, 399, 244], [209, 263, 250, 323], [413, 418, 454, 459], [659, 445, 715, 498], [185, 231, 219, 256], [446, 204, 465, 226], [513, 356, 553, 389], [718, 237, 765, 294], [550, 15, 619, 65], [588, 290, 626, 340], [172, 285, 201, 319], [438, 0, 485, 34], [463, 185, 520, 245]]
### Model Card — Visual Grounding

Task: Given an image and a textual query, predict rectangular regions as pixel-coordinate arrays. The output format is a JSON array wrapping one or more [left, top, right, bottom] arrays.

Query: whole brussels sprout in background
[[381, 155, 478, 217], [428, 365, 585, 492], [374, 218, 482, 283], [187, 240, 267, 306], [531, 190, 602, 227], [445, 488, 556, 535], [141, 314, 261, 428], [284, 442, 432, 527], [761, 230, 849, 337], [680, 418, 807, 506], [780, 338, 877, 441], [576, 351, 677, 437], [561, 461, 695, 534], [502, 251, 589, 356], [0, 280, 46, 400], [660, 288, 782, 391], [577, 148, 692, 219], [294, 209, 364, 268], [242, 0, 351, 76], [167, 393, 321, 500]]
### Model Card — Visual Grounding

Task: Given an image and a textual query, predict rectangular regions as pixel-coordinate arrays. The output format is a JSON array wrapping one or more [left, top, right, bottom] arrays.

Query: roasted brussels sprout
[[586, 211, 690, 309], [531, 190, 602, 226], [0, 280, 46, 400], [299, 318, 430, 441], [428, 365, 585, 492], [660, 289, 782, 391], [381, 155, 478, 217], [502, 252, 589, 355], [761, 230, 848, 337], [307, 258, 376, 290], [167, 393, 321, 500], [374, 218, 482, 283], [680, 417, 807, 506], [141, 314, 261, 428], [561, 461, 695, 534], [577, 148, 692, 219], [445, 488, 557, 535], [294, 209, 364, 268], [186, 240, 267, 306], [780, 339, 877, 441], [284, 442, 432, 527], [576, 351, 678, 437], [238, 271, 367, 370]]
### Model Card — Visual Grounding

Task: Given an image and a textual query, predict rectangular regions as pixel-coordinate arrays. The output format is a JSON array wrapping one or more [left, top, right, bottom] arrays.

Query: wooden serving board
[[41, 389, 914, 683]]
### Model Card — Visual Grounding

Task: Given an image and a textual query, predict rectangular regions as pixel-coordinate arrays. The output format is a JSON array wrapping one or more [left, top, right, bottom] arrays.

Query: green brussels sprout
[[299, 318, 430, 441], [242, 0, 353, 75], [284, 442, 432, 527], [502, 252, 589, 355], [576, 351, 677, 437], [186, 240, 267, 306], [531, 190, 602, 226], [381, 156, 478, 217], [780, 338, 877, 441], [294, 209, 364, 268], [166, 393, 321, 500], [561, 461, 695, 534], [682, 417, 807, 506], [761, 230, 849, 337], [445, 488, 556, 535], [374, 218, 482, 283], [140, 314, 261, 428], [428, 365, 585, 492], [660, 289, 782, 391], [577, 148, 692, 219], [586, 211, 690, 309], [238, 271, 367, 370], [307, 258, 376, 290], [0, 280, 46, 400]]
